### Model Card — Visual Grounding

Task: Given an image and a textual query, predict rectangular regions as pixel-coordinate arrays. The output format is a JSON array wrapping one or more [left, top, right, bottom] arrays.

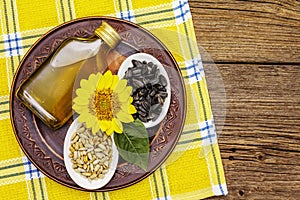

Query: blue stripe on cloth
[[22, 159, 44, 180], [173, 0, 188, 11], [180, 121, 216, 145], [24, 161, 41, 178], [119, 10, 135, 22], [28, 159, 37, 200], [0, 160, 43, 180], [176, 0, 188, 22], [117, 0, 135, 22], [173, 0, 191, 24], [184, 58, 203, 71], [196, 80, 225, 195], [184, 71, 201, 79], [5, 34, 13, 56], [182, 123, 213, 134], [175, 9, 190, 20], [181, 56, 204, 82], [4, 32, 23, 57], [206, 120, 225, 195], [178, 10, 225, 193]]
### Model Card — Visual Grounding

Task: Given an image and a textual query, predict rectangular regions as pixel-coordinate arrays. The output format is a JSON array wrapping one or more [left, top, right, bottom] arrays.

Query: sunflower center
[[93, 89, 113, 121], [111, 93, 122, 116]]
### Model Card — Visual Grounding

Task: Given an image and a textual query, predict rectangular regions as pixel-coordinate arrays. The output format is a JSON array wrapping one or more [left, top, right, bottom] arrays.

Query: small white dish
[[63, 118, 119, 190], [118, 53, 171, 128]]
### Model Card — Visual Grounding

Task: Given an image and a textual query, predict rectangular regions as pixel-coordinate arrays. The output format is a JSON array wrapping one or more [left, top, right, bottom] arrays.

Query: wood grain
[[204, 64, 300, 199], [189, 0, 300, 198], [189, 0, 300, 63]]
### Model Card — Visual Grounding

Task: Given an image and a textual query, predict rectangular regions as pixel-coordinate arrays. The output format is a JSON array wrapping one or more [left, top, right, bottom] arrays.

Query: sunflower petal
[[88, 73, 101, 84], [129, 97, 133, 103], [80, 78, 95, 92], [114, 79, 127, 94], [87, 73, 96, 82], [89, 74, 102, 90], [78, 112, 90, 123], [102, 70, 113, 89], [106, 126, 115, 136], [80, 79, 88, 88], [73, 96, 89, 105], [91, 119, 100, 134], [97, 77, 105, 90], [112, 118, 123, 133], [118, 88, 132, 102], [111, 75, 119, 90], [120, 103, 132, 113], [76, 88, 92, 98], [97, 71, 112, 90], [116, 110, 134, 123], [128, 104, 137, 114], [99, 120, 111, 132], [73, 104, 88, 113], [83, 114, 95, 127]]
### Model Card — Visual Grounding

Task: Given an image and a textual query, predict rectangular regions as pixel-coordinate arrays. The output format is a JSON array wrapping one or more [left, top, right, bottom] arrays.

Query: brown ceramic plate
[[10, 17, 186, 191]]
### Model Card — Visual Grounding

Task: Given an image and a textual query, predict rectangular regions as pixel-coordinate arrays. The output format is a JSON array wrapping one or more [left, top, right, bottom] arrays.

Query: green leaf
[[114, 119, 149, 171]]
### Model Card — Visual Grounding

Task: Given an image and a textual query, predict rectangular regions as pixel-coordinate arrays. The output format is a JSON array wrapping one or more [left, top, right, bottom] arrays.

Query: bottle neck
[[93, 42, 112, 73], [94, 22, 121, 49]]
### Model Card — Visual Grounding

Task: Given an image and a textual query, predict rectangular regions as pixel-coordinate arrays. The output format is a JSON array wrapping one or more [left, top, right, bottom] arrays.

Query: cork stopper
[[94, 22, 121, 49]]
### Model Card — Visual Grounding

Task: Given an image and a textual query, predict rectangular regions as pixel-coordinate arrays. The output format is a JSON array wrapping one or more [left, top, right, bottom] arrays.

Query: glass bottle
[[17, 22, 122, 130]]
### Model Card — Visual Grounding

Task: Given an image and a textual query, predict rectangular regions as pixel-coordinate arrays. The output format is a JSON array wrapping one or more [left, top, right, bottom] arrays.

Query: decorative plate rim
[[10, 16, 187, 191]]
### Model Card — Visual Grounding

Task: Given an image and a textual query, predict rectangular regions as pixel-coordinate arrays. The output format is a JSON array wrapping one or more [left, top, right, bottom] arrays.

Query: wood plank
[[204, 64, 300, 199], [189, 0, 300, 63]]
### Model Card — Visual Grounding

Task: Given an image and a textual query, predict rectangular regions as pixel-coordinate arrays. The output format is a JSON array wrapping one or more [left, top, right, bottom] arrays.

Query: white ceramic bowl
[[63, 118, 119, 190], [118, 53, 171, 128]]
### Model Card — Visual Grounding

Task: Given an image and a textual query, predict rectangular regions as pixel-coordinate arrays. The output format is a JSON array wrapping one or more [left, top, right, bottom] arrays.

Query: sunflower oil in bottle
[[17, 22, 121, 129]]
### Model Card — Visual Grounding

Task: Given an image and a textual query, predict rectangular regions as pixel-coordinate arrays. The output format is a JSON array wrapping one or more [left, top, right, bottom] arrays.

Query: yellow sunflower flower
[[73, 70, 137, 135]]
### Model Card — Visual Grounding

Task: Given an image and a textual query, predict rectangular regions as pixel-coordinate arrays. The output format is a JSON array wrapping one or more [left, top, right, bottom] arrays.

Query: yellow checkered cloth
[[0, 0, 227, 199]]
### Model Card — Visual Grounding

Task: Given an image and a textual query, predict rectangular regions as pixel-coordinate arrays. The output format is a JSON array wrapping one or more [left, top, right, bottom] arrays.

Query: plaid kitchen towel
[[0, 0, 227, 199]]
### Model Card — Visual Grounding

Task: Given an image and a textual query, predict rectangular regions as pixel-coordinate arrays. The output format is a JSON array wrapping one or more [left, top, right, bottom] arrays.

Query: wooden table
[[189, 1, 300, 199]]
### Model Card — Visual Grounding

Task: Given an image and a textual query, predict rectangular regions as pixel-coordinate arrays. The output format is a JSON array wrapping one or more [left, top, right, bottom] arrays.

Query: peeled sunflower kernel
[[69, 123, 113, 180]]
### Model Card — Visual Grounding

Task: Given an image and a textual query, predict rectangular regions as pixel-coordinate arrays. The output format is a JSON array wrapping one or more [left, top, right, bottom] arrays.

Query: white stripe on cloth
[[172, 0, 192, 25], [22, 156, 45, 180]]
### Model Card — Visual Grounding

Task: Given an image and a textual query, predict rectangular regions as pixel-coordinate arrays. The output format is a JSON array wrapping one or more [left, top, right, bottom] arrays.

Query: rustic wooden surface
[[189, 0, 300, 199]]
